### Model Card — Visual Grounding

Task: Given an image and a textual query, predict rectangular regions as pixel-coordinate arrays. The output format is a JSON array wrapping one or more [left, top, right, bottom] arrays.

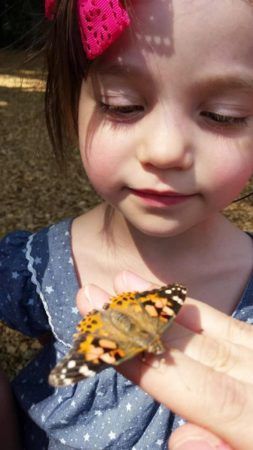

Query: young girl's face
[[78, 0, 253, 237]]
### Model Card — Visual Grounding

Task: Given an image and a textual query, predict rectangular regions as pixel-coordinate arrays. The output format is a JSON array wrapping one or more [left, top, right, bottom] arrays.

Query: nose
[[137, 110, 194, 171]]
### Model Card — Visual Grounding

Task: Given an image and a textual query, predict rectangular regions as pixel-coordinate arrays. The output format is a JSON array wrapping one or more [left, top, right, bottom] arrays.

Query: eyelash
[[99, 102, 248, 128], [99, 102, 144, 119], [200, 111, 248, 128]]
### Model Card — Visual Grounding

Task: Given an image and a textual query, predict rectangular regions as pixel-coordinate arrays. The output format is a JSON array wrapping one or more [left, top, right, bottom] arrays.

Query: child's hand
[[77, 272, 253, 450]]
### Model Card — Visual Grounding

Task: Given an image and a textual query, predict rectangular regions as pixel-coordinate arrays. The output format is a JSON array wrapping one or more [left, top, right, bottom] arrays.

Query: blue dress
[[0, 218, 252, 450]]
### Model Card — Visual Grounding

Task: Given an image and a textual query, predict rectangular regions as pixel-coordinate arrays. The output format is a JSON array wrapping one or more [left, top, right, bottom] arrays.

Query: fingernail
[[83, 284, 109, 310], [173, 440, 231, 450], [121, 271, 152, 291], [84, 285, 95, 308]]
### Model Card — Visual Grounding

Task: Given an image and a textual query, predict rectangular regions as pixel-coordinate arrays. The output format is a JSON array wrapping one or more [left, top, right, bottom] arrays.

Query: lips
[[131, 188, 188, 196], [129, 188, 195, 207]]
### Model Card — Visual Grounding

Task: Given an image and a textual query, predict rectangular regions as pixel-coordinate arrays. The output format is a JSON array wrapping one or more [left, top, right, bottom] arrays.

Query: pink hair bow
[[45, 0, 56, 20], [45, 0, 130, 60]]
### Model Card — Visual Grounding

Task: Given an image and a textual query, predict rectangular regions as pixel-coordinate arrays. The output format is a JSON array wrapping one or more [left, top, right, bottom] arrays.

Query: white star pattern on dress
[[45, 286, 54, 294], [108, 431, 116, 440], [4, 220, 252, 449], [12, 271, 19, 279], [177, 418, 186, 426], [34, 257, 42, 264]]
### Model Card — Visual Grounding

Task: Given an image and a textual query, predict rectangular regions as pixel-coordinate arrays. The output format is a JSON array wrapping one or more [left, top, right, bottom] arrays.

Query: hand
[[77, 271, 253, 450]]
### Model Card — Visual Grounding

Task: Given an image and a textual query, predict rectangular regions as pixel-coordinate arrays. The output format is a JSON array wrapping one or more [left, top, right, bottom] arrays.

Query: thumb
[[168, 423, 232, 450], [76, 285, 110, 315]]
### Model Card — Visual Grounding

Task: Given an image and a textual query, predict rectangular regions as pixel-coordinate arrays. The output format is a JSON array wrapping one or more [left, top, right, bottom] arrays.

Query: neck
[[102, 205, 238, 284]]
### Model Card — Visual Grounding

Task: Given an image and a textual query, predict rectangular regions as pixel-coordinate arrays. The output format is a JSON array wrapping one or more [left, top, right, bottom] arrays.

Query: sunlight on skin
[[76, 271, 253, 450]]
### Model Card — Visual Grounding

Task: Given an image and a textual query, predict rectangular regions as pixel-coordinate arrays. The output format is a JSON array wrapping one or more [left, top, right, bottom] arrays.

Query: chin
[[129, 219, 191, 239]]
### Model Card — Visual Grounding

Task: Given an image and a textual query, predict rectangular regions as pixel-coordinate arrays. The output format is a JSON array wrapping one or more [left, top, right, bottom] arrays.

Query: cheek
[[203, 142, 253, 204], [79, 137, 126, 197]]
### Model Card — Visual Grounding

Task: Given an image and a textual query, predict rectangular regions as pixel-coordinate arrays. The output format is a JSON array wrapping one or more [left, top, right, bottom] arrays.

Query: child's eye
[[99, 102, 144, 120], [200, 111, 248, 128]]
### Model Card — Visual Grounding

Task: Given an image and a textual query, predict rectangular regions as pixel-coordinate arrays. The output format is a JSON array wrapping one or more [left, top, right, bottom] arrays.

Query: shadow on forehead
[[126, 0, 174, 58]]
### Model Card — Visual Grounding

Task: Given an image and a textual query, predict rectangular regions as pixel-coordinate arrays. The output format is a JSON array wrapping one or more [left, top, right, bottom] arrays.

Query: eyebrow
[[193, 74, 253, 94], [96, 62, 148, 79], [96, 62, 253, 94]]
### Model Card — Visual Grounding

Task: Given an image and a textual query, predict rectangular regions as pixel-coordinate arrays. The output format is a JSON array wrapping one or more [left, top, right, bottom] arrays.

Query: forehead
[[94, 0, 253, 83]]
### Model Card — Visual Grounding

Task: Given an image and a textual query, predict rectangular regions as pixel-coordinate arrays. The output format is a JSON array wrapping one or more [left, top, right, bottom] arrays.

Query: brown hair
[[45, 0, 90, 163], [45, 0, 130, 164]]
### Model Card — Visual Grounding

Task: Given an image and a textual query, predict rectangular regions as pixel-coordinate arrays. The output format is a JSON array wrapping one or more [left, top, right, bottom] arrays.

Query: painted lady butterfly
[[49, 283, 187, 387]]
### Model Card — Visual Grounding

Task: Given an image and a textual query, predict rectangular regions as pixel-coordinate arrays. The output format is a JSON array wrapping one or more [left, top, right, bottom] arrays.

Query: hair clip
[[45, 0, 131, 60], [78, 0, 130, 60], [45, 0, 56, 20]]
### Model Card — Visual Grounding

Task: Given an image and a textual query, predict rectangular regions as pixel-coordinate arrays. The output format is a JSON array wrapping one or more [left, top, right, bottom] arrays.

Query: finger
[[115, 271, 253, 349], [77, 272, 153, 316], [163, 322, 253, 384], [115, 271, 253, 351], [76, 285, 110, 315], [176, 299, 253, 351], [114, 270, 154, 293], [118, 350, 253, 450], [168, 423, 232, 450]]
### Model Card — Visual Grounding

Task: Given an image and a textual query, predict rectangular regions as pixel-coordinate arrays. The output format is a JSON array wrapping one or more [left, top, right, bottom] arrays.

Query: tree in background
[[0, 0, 45, 49]]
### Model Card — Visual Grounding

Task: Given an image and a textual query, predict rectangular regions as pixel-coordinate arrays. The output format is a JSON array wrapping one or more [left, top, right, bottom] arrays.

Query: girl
[[1, 0, 253, 448]]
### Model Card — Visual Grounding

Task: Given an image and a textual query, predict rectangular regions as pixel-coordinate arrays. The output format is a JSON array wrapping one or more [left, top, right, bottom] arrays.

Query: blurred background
[[0, 1, 252, 379], [0, 0, 100, 378]]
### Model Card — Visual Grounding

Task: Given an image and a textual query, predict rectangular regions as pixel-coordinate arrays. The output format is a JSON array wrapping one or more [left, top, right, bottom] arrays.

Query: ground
[[0, 50, 252, 379]]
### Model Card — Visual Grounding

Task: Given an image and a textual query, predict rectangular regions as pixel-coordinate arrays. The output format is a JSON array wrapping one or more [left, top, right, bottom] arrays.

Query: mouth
[[129, 188, 195, 207]]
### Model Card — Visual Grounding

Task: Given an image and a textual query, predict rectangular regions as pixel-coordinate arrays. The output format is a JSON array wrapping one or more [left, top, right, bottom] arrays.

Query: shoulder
[[0, 217, 74, 293], [0, 218, 75, 337], [0, 217, 73, 262]]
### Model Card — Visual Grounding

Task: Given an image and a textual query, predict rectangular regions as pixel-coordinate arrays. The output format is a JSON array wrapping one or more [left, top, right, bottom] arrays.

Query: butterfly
[[48, 283, 187, 387]]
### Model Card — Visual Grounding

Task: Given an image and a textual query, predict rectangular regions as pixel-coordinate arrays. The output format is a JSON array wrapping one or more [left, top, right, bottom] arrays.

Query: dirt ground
[[0, 50, 252, 379]]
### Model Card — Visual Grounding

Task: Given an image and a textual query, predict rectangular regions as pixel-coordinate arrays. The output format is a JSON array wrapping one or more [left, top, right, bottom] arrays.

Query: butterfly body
[[96, 307, 166, 355], [49, 283, 187, 387]]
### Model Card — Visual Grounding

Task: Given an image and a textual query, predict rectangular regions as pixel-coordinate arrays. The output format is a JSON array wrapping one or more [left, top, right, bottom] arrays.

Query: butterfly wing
[[48, 284, 187, 387], [49, 308, 143, 387], [136, 283, 187, 333], [108, 283, 187, 334]]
